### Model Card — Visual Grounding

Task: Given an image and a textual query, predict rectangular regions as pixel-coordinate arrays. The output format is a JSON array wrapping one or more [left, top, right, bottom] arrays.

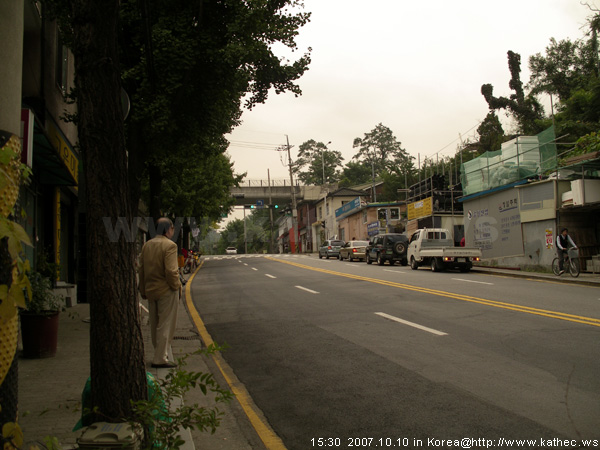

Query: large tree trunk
[[70, 0, 147, 422]]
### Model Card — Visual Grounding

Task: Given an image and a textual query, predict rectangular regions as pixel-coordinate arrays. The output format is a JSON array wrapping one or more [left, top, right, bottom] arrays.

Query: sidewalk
[[17, 289, 259, 449], [471, 265, 600, 286], [15, 264, 599, 448]]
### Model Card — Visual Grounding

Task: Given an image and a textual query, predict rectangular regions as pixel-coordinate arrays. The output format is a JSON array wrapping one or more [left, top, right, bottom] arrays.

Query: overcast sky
[[225, 0, 595, 186]]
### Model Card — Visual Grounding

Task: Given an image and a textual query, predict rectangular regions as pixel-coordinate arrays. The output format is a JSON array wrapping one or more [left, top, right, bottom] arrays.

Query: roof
[[327, 187, 365, 198]]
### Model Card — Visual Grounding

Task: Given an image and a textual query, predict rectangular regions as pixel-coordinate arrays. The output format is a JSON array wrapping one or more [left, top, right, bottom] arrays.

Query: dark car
[[318, 239, 345, 259], [366, 233, 409, 266]]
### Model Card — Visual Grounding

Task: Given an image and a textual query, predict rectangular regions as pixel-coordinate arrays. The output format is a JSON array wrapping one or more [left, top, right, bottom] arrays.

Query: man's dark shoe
[[151, 362, 177, 369]]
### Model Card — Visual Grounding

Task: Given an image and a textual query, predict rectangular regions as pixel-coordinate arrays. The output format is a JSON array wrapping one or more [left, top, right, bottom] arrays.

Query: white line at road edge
[[375, 312, 448, 336], [252, 267, 258, 271], [265, 274, 276, 279], [295, 286, 319, 294], [452, 278, 494, 285]]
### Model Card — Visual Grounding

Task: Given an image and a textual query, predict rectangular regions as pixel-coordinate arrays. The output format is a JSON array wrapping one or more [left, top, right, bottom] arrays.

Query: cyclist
[[556, 228, 577, 275]]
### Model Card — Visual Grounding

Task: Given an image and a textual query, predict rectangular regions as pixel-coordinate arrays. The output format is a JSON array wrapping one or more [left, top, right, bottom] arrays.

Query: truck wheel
[[430, 258, 440, 272], [410, 256, 419, 270], [366, 253, 372, 264], [377, 253, 385, 266]]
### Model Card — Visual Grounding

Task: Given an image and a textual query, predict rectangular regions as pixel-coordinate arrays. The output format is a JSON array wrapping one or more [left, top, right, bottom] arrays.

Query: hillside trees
[[338, 161, 373, 187], [293, 140, 344, 185], [528, 14, 600, 142], [218, 208, 273, 254], [352, 123, 413, 179], [476, 112, 505, 154], [481, 51, 545, 135]]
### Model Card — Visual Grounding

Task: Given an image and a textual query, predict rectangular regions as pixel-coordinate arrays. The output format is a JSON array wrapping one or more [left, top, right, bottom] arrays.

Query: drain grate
[[173, 335, 201, 341]]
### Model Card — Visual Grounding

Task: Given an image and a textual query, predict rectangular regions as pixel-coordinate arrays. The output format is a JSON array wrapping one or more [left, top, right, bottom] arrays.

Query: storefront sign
[[20, 109, 34, 167], [48, 121, 79, 185], [335, 197, 361, 218], [407, 197, 432, 220]]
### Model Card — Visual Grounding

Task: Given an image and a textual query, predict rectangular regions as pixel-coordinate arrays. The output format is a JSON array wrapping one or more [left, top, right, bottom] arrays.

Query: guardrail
[[238, 179, 301, 187]]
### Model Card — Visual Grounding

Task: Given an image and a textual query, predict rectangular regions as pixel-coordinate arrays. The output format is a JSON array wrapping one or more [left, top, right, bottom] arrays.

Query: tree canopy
[[352, 123, 412, 178], [293, 139, 344, 185], [119, 0, 312, 220]]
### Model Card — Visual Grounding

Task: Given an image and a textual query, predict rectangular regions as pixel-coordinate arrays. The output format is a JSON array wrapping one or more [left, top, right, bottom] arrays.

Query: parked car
[[225, 247, 237, 255], [318, 239, 345, 259], [338, 240, 369, 261], [365, 233, 409, 266]]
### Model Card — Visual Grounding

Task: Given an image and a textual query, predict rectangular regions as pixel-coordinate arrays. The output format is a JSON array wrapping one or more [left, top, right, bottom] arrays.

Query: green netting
[[538, 125, 558, 172], [460, 126, 557, 196]]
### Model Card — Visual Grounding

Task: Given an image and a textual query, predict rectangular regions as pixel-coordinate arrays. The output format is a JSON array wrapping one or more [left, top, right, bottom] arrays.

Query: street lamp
[[322, 141, 331, 185]]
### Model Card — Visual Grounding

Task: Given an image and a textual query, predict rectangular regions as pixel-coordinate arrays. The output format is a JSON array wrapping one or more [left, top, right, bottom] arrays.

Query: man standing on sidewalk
[[138, 217, 182, 368]]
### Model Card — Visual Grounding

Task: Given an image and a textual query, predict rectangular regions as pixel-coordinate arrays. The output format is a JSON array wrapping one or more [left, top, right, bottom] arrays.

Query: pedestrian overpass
[[230, 179, 328, 206]]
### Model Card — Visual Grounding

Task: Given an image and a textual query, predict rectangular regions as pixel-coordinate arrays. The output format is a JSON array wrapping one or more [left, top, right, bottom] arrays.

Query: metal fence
[[239, 179, 301, 187]]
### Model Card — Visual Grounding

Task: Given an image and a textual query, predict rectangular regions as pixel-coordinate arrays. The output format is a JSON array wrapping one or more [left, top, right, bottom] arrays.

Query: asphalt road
[[193, 254, 600, 450]]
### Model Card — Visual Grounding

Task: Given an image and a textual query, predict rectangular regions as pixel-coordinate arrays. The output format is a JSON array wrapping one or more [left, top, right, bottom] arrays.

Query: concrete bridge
[[230, 179, 328, 206]]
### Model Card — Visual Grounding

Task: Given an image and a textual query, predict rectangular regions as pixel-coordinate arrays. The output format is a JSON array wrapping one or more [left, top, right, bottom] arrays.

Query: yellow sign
[[48, 121, 79, 185], [54, 188, 61, 280], [407, 197, 433, 220]]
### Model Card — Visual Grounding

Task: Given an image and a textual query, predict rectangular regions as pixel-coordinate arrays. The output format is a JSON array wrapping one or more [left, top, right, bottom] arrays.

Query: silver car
[[338, 240, 369, 261], [318, 240, 345, 259]]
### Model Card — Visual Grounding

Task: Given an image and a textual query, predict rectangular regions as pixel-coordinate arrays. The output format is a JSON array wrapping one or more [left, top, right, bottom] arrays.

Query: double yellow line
[[267, 257, 600, 328]]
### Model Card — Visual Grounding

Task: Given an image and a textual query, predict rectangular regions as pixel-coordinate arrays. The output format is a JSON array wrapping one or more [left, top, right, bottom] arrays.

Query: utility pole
[[286, 135, 299, 253], [322, 140, 331, 185], [268, 169, 274, 253]]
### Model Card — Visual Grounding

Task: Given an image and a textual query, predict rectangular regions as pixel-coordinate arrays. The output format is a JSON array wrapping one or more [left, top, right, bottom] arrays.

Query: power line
[[227, 139, 282, 151]]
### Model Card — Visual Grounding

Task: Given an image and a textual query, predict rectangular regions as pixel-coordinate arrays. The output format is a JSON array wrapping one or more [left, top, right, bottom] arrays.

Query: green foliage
[[218, 208, 273, 254], [23, 271, 64, 314], [293, 140, 344, 185], [158, 150, 243, 220], [528, 37, 598, 103], [352, 123, 413, 178], [481, 51, 545, 135], [477, 112, 505, 154], [559, 130, 600, 164], [119, 0, 312, 218], [338, 161, 373, 187], [131, 346, 233, 450]]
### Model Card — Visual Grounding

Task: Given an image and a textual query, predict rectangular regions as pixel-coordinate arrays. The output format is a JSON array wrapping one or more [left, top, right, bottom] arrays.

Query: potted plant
[[20, 270, 64, 358]]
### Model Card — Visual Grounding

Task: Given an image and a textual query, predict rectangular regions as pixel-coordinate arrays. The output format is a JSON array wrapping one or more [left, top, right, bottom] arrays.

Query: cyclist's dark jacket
[[556, 234, 575, 250]]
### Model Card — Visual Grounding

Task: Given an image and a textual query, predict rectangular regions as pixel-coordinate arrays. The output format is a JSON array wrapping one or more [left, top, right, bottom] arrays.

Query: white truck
[[407, 228, 481, 272]]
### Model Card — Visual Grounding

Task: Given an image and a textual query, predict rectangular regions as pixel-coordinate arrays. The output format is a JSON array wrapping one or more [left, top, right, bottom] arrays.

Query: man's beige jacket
[[139, 235, 181, 301]]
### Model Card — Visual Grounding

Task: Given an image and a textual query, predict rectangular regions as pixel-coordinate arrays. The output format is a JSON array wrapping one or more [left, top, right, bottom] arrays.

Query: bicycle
[[182, 251, 197, 274], [552, 247, 580, 277]]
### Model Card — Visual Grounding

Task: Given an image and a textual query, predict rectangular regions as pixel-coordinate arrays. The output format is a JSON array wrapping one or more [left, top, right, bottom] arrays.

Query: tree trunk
[[69, 0, 147, 422], [148, 163, 162, 220]]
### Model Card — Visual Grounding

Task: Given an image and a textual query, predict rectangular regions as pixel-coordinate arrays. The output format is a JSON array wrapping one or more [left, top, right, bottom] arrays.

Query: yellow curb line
[[185, 260, 287, 450]]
